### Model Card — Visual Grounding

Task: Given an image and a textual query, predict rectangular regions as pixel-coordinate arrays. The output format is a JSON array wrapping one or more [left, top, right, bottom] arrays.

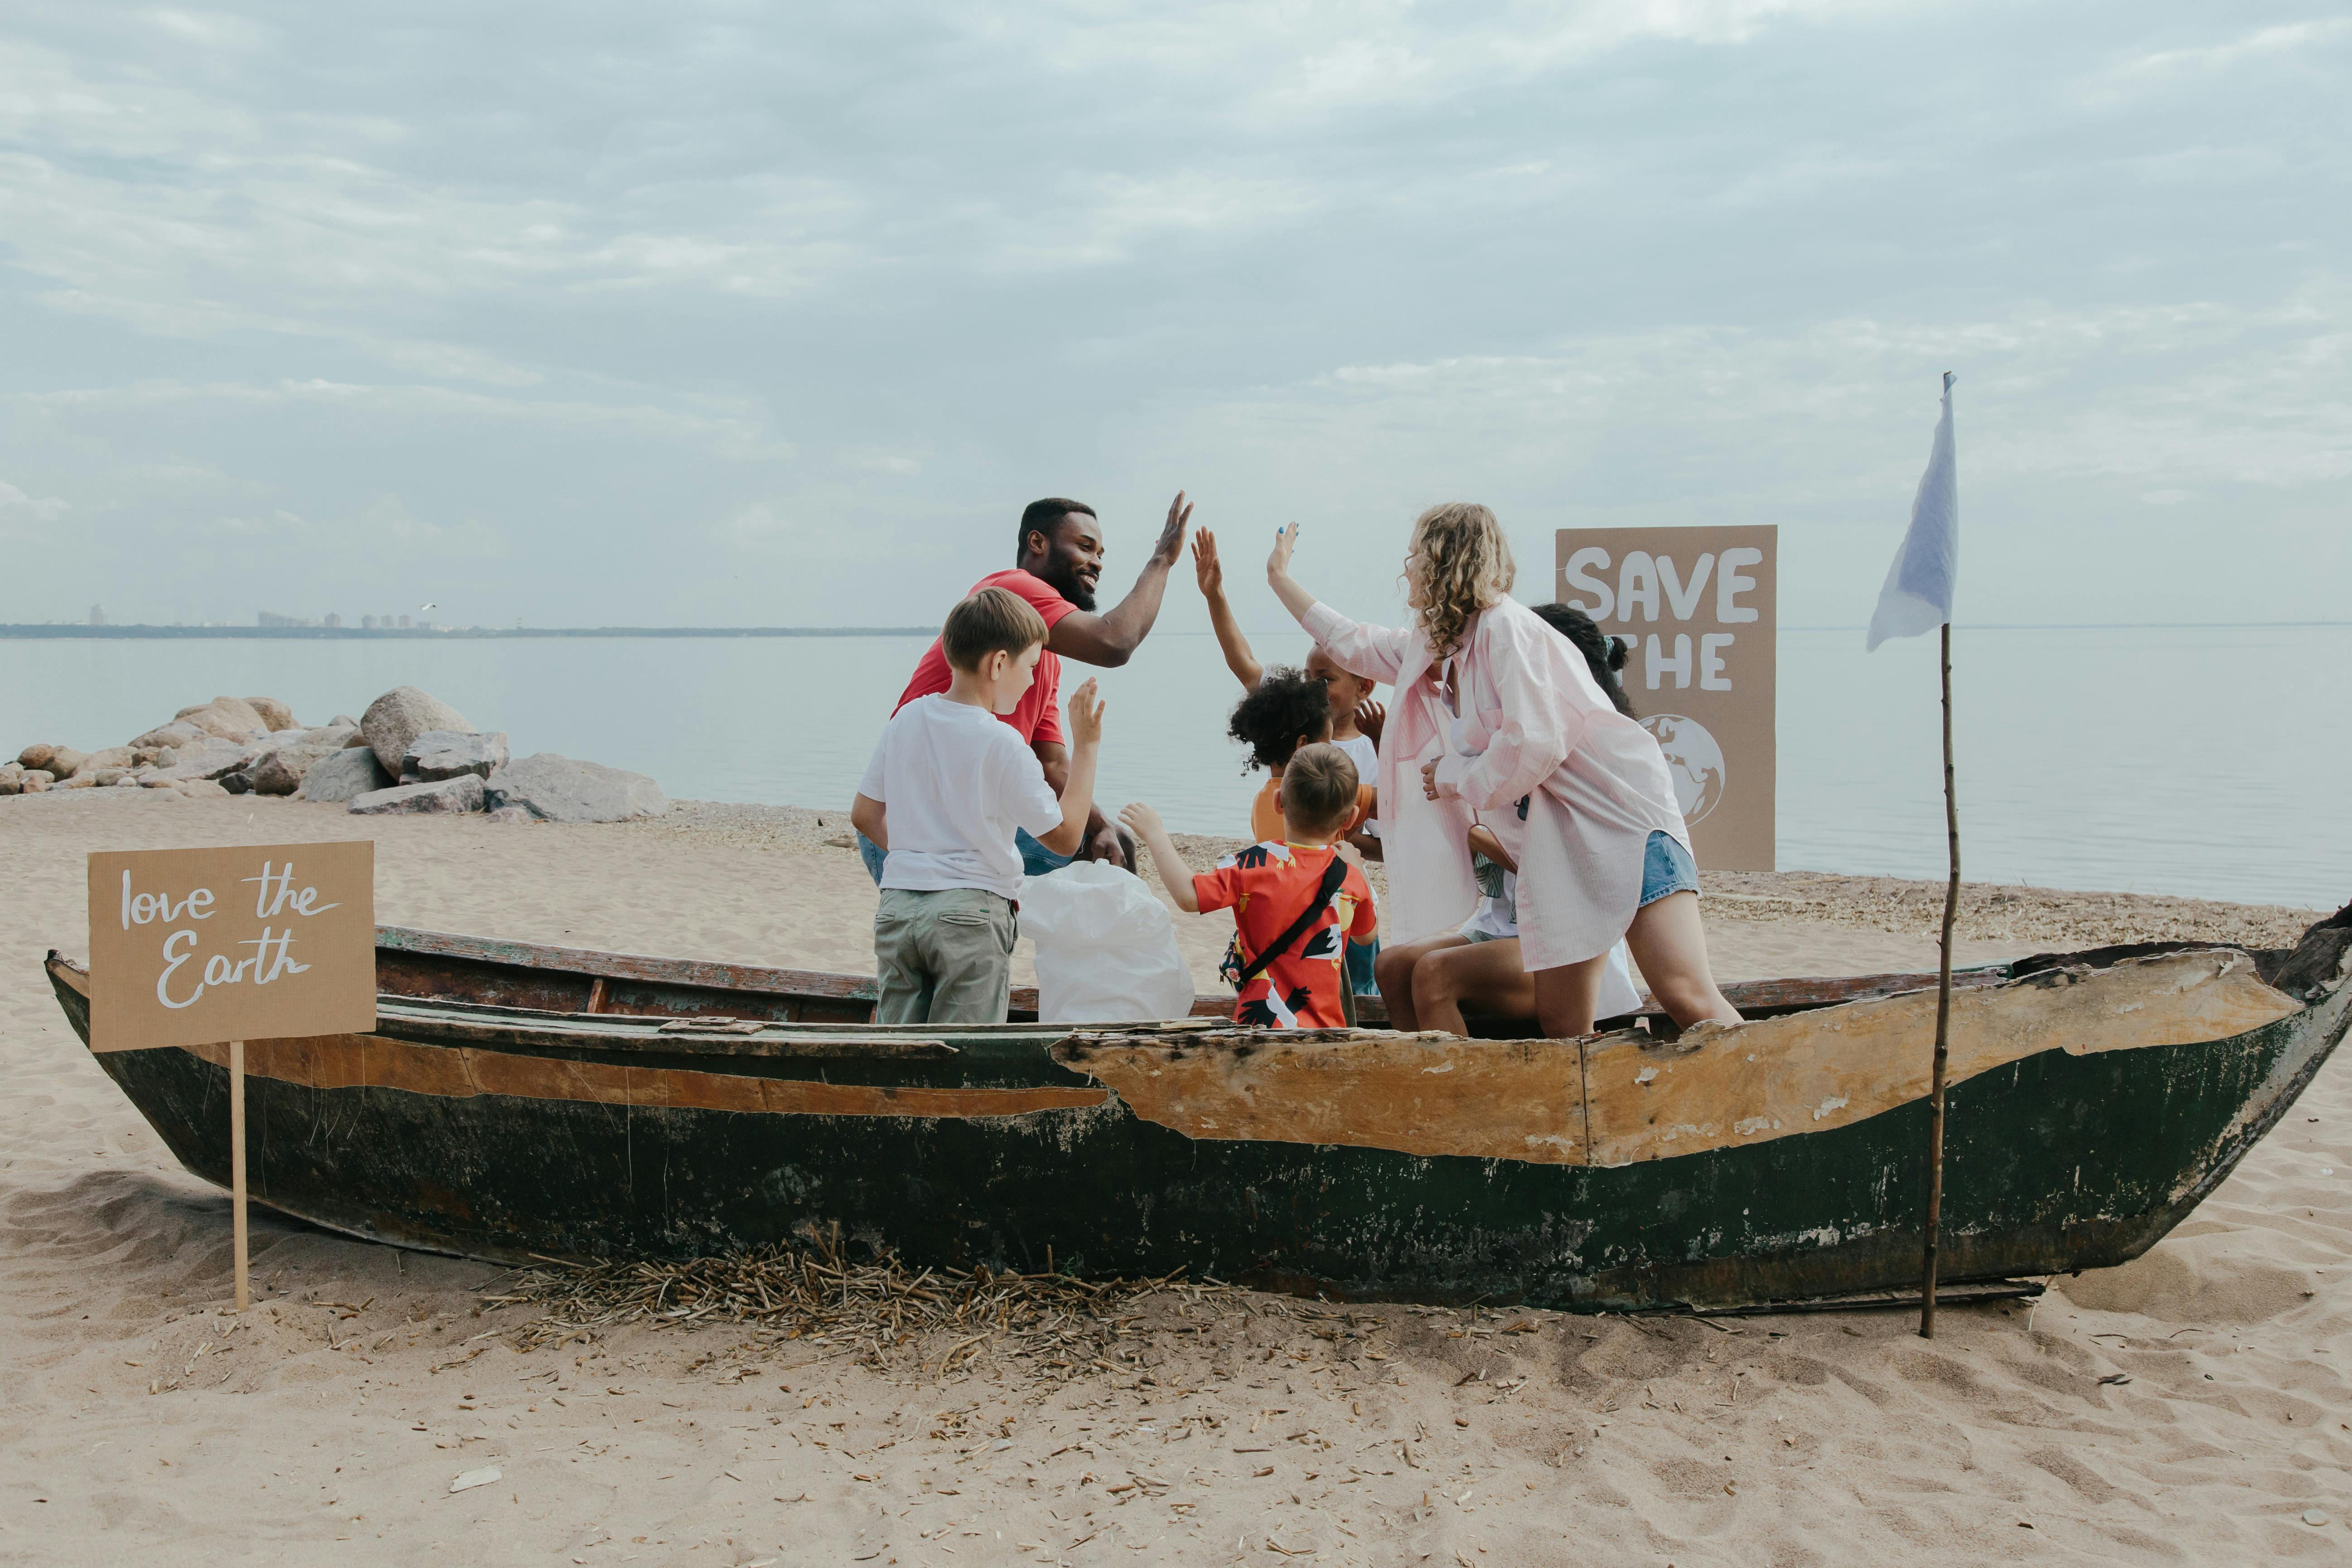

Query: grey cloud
[[0, 0, 2343, 627]]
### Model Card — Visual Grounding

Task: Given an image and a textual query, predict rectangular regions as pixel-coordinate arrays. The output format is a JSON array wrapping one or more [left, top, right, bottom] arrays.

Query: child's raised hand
[[1191, 529, 1224, 597], [1066, 678, 1105, 747], [1118, 801, 1164, 839], [1354, 698, 1386, 748], [1267, 521, 1299, 580]]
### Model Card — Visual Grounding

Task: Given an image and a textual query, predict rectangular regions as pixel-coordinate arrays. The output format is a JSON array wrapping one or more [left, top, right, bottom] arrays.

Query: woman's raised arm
[[1265, 523, 1414, 683]]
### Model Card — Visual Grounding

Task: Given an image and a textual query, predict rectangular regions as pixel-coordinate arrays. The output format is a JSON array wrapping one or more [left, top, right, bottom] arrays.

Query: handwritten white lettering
[[1618, 553, 1660, 623], [121, 871, 217, 928], [1647, 633, 1692, 689], [1563, 547, 1613, 620], [241, 862, 339, 920], [237, 928, 311, 984], [1717, 547, 1761, 623], [1659, 554, 1714, 620], [157, 930, 205, 1009], [1701, 633, 1735, 690]]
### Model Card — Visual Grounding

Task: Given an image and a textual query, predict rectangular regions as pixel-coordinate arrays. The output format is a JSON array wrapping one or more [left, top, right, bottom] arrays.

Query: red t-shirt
[[1193, 843, 1378, 1030], [893, 570, 1079, 747]]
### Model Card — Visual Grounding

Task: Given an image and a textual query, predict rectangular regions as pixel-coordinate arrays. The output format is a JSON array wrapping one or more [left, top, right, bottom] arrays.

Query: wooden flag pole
[[230, 1039, 250, 1312], [1920, 622, 1960, 1338]]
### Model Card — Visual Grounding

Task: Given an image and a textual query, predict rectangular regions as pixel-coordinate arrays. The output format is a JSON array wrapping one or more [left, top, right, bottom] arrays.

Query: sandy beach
[[3, 787, 2346, 1565]]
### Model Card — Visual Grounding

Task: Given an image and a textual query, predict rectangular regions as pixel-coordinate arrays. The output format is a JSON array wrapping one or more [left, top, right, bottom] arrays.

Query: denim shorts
[[1639, 830, 1700, 907]]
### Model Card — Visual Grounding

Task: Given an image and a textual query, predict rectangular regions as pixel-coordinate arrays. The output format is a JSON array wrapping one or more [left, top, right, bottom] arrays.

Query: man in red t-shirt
[[861, 491, 1193, 878]]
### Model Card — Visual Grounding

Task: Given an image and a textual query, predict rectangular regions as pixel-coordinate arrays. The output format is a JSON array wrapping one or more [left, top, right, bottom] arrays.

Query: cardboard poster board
[[85, 840, 375, 1311], [1555, 527, 1777, 871], [86, 841, 376, 1051]]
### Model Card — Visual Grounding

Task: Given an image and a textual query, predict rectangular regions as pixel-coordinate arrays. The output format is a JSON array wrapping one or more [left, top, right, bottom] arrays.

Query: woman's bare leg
[[1624, 891, 1742, 1027], [1531, 954, 1610, 1038], [1410, 939, 1537, 1036], [1375, 935, 1467, 1031]]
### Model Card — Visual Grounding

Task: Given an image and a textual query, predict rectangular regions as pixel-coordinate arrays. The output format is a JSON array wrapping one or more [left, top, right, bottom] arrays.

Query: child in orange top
[[1122, 745, 1376, 1030]]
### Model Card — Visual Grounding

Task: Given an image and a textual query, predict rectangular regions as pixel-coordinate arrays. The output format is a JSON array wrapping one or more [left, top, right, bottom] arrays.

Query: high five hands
[[1190, 527, 1224, 598], [1152, 491, 1195, 566], [1267, 521, 1299, 580]]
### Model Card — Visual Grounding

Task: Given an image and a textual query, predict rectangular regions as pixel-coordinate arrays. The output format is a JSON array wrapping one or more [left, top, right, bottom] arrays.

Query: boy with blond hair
[[1121, 743, 1376, 1030], [852, 587, 1105, 1024]]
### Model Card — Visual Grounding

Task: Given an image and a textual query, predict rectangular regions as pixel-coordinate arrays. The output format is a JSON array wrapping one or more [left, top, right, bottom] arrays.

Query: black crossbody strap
[[1234, 855, 1350, 988]]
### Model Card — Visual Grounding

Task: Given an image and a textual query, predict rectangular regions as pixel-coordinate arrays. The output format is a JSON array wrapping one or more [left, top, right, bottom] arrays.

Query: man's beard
[[1042, 559, 1098, 612]]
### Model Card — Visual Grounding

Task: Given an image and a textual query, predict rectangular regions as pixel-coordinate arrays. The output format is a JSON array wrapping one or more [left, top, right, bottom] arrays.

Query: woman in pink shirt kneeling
[[1262, 506, 1741, 1038]]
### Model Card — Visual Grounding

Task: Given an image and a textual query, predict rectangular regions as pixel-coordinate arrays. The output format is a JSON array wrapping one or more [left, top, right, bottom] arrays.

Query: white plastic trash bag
[[1017, 860, 1196, 1023]]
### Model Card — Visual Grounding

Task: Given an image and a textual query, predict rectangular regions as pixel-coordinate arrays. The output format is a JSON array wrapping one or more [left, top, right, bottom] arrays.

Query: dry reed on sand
[[479, 1232, 1265, 1381]]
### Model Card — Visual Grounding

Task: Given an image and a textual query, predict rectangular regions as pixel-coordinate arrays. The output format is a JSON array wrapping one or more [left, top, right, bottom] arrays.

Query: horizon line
[[5, 618, 2347, 641]]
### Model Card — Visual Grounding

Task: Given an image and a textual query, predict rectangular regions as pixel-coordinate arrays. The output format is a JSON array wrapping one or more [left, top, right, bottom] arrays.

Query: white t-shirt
[[858, 695, 1064, 898], [1334, 731, 1380, 838]]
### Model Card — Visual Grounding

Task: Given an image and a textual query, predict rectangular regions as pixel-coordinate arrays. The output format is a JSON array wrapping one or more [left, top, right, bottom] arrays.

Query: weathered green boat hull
[[54, 956, 2351, 1310]]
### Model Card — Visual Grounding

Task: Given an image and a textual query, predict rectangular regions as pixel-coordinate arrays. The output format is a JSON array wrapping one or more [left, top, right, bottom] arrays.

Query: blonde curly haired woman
[[1263, 506, 1740, 1037]]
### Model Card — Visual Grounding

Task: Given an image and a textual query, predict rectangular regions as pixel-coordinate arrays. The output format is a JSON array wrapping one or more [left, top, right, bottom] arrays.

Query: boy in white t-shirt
[[850, 587, 1106, 1024]]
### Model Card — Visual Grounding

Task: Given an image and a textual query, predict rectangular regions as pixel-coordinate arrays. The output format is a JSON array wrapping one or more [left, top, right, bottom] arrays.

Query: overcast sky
[[2, 1, 2344, 630]]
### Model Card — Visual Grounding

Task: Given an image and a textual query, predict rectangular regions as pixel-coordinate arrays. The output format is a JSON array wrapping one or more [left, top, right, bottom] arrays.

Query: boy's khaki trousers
[[873, 887, 1018, 1025]]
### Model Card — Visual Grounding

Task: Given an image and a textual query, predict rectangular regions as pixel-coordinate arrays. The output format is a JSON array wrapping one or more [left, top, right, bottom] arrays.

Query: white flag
[[1866, 373, 1958, 651]]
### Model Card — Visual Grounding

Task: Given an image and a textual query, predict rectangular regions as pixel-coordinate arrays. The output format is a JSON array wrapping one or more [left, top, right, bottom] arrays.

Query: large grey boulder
[[483, 753, 667, 823], [176, 697, 269, 739], [349, 774, 485, 815], [360, 686, 473, 776], [130, 720, 206, 749], [404, 729, 509, 782], [48, 747, 89, 778], [250, 738, 349, 796], [243, 697, 300, 732], [149, 738, 259, 783], [296, 745, 393, 802]]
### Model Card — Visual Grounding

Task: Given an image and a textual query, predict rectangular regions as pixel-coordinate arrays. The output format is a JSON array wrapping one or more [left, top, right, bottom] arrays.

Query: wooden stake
[[1920, 623, 1960, 1339], [230, 1039, 250, 1312]]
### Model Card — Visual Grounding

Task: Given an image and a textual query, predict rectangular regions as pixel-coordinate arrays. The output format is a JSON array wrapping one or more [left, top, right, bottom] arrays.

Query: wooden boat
[[45, 906, 2352, 1312]]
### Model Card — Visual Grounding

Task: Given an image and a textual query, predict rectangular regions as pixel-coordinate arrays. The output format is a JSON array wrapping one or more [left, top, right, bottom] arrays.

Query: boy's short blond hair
[[1280, 743, 1359, 835], [941, 586, 1050, 673]]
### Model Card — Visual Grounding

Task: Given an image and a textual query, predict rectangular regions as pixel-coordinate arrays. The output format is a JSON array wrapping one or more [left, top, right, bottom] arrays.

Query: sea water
[[5, 624, 2345, 911]]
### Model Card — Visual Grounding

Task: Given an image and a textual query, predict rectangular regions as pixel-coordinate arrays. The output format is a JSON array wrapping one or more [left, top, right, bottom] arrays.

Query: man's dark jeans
[[857, 830, 1073, 885]]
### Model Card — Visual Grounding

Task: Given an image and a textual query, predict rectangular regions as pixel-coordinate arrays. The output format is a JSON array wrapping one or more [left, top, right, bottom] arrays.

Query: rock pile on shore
[[2, 686, 666, 824]]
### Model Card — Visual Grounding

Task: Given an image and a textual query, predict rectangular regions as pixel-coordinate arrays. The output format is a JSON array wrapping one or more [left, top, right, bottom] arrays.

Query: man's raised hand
[[1152, 490, 1194, 565]]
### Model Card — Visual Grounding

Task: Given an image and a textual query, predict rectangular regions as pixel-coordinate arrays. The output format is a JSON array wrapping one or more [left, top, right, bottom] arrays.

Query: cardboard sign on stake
[[86, 841, 376, 1308]]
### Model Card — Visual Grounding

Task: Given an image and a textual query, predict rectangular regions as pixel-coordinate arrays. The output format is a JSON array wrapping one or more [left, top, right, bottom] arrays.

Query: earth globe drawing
[[1642, 714, 1725, 825]]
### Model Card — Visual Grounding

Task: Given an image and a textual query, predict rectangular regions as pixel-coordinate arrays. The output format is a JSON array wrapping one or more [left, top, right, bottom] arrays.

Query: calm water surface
[[5, 625, 2345, 910]]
